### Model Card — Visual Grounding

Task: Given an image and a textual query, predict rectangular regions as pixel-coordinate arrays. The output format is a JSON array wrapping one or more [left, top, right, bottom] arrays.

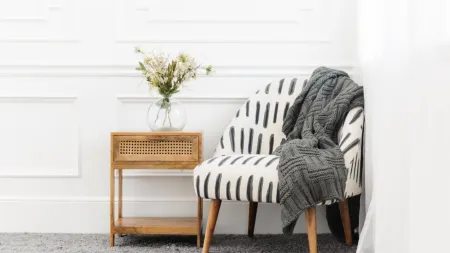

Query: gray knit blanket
[[273, 67, 364, 235]]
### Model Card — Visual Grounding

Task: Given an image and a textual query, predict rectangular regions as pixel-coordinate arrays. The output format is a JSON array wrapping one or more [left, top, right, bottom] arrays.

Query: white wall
[[0, 0, 358, 234]]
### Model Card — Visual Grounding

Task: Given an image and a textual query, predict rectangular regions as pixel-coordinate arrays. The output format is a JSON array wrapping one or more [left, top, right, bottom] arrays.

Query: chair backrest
[[214, 78, 305, 157], [213, 77, 365, 197]]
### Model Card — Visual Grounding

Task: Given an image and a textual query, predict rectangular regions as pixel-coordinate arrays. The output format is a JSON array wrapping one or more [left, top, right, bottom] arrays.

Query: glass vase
[[146, 97, 187, 131]]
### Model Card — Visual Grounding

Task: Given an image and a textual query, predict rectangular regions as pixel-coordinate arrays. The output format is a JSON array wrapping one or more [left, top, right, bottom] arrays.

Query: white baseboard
[[0, 197, 331, 234]]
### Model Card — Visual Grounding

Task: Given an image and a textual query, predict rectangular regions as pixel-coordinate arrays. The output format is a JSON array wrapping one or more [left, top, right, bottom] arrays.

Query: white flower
[[136, 48, 212, 97]]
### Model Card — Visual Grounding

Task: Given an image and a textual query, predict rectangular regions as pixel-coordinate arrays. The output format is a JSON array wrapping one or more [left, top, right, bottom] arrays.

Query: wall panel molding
[[114, 0, 328, 43], [0, 95, 80, 178], [117, 94, 249, 104], [0, 95, 77, 103], [0, 1, 79, 43], [0, 196, 198, 203], [115, 39, 330, 44], [0, 64, 354, 77], [0, 169, 79, 178]]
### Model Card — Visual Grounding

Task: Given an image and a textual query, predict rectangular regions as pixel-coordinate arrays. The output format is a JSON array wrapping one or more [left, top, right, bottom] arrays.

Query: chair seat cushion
[[194, 155, 280, 203], [194, 155, 338, 205]]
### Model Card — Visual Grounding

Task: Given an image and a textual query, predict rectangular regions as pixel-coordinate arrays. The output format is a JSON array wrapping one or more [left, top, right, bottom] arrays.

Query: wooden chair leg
[[305, 207, 317, 253], [197, 197, 203, 248], [248, 202, 258, 237], [202, 199, 222, 253], [339, 199, 353, 246], [109, 234, 115, 247]]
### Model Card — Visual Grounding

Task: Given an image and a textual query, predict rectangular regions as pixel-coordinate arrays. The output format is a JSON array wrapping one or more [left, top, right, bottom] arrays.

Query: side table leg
[[118, 170, 123, 218], [118, 169, 123, 237], [110, 168, 115, 247], [197, 197, 203, 248]]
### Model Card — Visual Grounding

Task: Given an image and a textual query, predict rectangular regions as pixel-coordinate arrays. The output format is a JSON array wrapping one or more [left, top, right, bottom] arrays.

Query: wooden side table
[[110, 132, 203, 248]]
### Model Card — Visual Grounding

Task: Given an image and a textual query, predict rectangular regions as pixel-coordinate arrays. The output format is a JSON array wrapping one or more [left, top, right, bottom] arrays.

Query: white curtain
[[356, 0, 450, 252]]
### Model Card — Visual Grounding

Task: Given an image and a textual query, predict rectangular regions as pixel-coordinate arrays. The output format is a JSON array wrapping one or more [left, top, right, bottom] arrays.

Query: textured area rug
[[0, 233, 356, 253]]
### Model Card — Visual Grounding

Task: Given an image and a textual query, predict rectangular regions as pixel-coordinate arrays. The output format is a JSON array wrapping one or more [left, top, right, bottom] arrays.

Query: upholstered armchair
[[194, 78, 364, 253]]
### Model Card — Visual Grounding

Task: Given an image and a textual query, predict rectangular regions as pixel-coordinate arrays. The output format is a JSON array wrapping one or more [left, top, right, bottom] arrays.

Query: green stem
[[161, 96, 171, 127], [167, 103, 173, 127]]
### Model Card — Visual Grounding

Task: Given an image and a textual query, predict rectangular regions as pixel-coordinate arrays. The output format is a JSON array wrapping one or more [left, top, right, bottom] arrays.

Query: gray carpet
[[0, 233, 356, 253]]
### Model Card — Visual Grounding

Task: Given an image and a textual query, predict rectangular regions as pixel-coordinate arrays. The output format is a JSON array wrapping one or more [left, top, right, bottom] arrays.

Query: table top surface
[[111, 131, 203, 136]]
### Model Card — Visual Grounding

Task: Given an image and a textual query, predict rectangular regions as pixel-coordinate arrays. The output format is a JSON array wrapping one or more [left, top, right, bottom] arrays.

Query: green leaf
[[139, 62, 145, 70], [169, 84, 179, 93], [205, 65, 213, 75]]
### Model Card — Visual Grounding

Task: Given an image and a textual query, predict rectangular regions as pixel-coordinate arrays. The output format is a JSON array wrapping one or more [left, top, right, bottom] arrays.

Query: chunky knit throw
[[272, 67, 364, 235]]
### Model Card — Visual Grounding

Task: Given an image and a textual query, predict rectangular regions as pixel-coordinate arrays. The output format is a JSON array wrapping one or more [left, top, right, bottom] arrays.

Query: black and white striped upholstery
[[194, 78, 364, 204]]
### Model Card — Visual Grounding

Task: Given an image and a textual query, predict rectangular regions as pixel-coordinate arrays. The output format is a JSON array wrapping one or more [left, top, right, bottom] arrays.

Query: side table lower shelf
[[113, 217, 198, 235]]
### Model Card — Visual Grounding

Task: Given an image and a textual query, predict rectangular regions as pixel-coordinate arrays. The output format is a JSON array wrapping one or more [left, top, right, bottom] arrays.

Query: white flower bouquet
[[135, 47, 212, 131]]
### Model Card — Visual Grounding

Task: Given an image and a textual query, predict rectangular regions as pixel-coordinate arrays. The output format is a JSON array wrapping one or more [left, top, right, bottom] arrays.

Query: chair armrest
[[338, 107, 364, 197]]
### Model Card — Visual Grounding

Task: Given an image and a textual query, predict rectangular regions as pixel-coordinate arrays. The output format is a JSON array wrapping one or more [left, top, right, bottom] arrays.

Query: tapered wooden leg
[[339, 199, 353, 246], [248, 202, 258, 237], [109, 234, 115, 247], [110, 167, 115, 247], [197, 197, 203, 248], [202, 199, 222, 253], [118, 170, 123, 219], [117, 170, 123, 237], [305, 207, 317, 253]]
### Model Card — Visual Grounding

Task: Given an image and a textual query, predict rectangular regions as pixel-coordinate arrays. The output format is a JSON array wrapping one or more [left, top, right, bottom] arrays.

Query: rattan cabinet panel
[[112, 134, 200, 162]]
